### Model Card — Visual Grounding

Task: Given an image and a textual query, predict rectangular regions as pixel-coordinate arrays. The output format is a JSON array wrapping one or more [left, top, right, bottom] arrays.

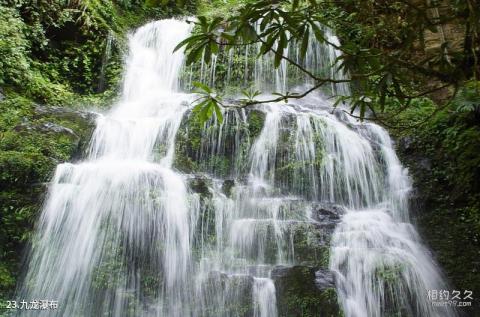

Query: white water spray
[[18, 19, 197, 317]]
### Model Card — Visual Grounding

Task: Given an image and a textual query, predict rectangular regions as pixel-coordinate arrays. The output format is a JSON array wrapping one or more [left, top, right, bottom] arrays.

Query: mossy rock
[[395, 108, 480, 315], [222, 179, 235, 197], [273, 114, 327, 198], [0, 98, 96, 301], [246, 108, 266, 139], [290, 222, 331, 267], [174, 108, 256, 178], [230, 219, 330, 266], [187, 175, 212, 200], [173, 110, 203, 173], [272, 265, 342, 317], [198, 272, 254, 317]]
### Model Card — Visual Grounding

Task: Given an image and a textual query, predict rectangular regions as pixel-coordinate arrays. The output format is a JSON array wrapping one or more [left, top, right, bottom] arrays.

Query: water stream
[[16, 19, 456, 317]]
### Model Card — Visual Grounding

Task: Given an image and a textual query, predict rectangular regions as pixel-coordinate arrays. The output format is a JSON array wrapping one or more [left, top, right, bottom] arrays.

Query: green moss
[[386, 92, 480, 315], [274, 266, 342, 317], [274, 116, 326, 198], [0, 7, 30, 87], [200, 155, 231, 177], [197, 273, 254, 317], [221, 179, 235, 197], [173, 110, 204, 173], [0, 95, 96, 301], [0, 151, 54, 186], [188, 177, 212, 199], [91, 248, 124, 291], [290, 223, 330, 267], [246, 109, 265, 139], [197, 0, 255, 18], [0, 192, 39, 301], [0, 265, 14, 293]]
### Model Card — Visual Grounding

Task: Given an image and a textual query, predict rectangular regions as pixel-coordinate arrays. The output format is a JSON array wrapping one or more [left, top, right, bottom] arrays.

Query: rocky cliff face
[[395, 113, 480, 316], [420, 0, 465, 54], [174, 108, 344, 316], [417, 0, 467, 103], [0, 98, 96, 302]]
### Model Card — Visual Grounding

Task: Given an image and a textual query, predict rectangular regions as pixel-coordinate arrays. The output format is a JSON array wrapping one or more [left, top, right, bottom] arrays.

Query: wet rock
[[222, 179, 235, 197], [3, 104, 97, 172], [311, 202, 345, 233], [31, 104, 97, 159], [314, 268, 335, 291], [33, 103, 97, 122], [41, 122, 75, 135], [172, 107, 264, 178], [272, 265, 341, 317], [186, 175, 212, 199], [14, 121, 77, 136], [290, 221, 331, 266], [200, 272, 254, 317], [246, 108, 266, 139], [332, 108, 349, 122], [228, 218, 330, 266], [398, 136, 415, 153], [418, 157, 432, 171], [206, 270, 229, 285]]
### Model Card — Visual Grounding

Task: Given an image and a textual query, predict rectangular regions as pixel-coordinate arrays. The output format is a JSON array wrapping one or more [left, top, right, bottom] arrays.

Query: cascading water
[[16, 18, 457, 317], [17, 19, 197, 317]]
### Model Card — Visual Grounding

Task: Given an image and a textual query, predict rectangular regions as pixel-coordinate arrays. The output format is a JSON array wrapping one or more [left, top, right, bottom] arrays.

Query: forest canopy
[[177, 0, 480, 128]]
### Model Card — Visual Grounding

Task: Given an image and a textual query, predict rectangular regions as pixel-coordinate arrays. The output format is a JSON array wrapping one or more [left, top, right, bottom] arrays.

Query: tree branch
[[222, 81, 329, 108]]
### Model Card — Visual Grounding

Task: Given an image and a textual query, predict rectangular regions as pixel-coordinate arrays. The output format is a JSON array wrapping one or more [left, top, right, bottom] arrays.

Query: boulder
[[272, 265, 341, 317]]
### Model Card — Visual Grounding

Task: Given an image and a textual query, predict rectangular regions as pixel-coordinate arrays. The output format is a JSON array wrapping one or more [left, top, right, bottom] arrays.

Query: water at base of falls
[[16, 19, 457, 317]]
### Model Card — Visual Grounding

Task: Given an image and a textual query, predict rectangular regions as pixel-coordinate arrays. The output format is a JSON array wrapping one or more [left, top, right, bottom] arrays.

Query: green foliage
[[200, 155, 230, 177], [246, 109, 265, 139], [0, 0, 197, 107], [240, 88, 262, 103], [0, 93, 97, 301], [375, 263, 404, 284], [178, 1, 332, 67], [0, 7, 30, 86], [177, 0, 479, 122], [191, 81, 223, 124], [173, 108, 204, 173], [275, 266, 342, 317], [453, 80, 480, 114], [196, 0, 255, 18], [389, 88, 480, 315]]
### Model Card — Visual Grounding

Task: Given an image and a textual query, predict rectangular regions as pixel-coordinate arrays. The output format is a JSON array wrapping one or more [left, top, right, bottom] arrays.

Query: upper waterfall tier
[[181, 24, 350, 97], [123, 20, 192, 98]]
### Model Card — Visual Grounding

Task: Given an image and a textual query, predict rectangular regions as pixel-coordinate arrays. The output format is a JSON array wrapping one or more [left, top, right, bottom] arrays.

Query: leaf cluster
[[177, 0, 480, 127]]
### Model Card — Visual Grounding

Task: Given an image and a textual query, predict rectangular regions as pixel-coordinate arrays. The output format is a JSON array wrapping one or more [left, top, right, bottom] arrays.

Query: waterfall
[[17, 19, 197, 317], [183, 24, 349, 97], [17, 18, 457, 317]]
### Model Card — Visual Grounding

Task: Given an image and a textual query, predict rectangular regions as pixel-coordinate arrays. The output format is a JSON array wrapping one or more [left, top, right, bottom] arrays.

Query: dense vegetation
[[391, 91, 480, 315], [177, 0, 479, 124], [0, 0, 479, 315]]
